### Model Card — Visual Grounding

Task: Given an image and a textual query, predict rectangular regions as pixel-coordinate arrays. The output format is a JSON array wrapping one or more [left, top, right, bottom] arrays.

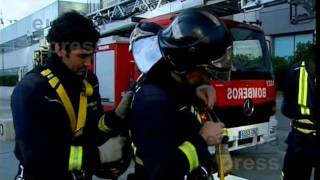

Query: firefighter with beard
[[128, 9, 233, 180], [11, 11, 133, 180]]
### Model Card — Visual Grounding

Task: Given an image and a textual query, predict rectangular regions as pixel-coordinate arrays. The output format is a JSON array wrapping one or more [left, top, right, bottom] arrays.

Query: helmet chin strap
[[171, 70, 205, 88], [170, 70, 190, 85]]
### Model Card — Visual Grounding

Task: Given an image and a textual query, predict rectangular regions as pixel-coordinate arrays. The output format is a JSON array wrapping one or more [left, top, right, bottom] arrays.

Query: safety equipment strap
[[68, 146, 83, 171], [131, 143, 144, 166], [98, 114, 112, 133], [178, 141, 199, 173], [41, 69, 93, 137], [298, 61, 310, 115], [190, 106, 202, 124]]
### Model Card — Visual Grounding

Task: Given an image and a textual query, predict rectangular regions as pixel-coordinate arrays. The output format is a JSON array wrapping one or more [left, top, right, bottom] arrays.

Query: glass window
[[274, 33, 313, 58], [274, 36, 294, 58], [294, 34, 313, 49]]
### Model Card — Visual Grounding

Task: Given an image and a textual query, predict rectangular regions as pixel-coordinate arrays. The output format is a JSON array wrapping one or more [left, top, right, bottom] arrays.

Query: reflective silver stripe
[[68, 146, 83, 171]]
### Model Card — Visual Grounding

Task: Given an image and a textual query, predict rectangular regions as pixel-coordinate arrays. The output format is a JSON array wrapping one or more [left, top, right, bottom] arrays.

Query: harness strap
[[40, 68, 93, 137]]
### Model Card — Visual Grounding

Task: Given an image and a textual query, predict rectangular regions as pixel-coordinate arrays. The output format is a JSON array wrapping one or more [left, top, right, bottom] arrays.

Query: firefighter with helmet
[[281, 32, 319, 179], [129, 9, 233, 179]]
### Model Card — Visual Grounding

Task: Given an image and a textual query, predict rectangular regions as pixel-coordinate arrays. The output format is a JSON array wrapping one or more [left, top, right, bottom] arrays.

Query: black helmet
[[129, 22, 163, 73], [158, 9, 233, 78], [129, 22, 163, 51]]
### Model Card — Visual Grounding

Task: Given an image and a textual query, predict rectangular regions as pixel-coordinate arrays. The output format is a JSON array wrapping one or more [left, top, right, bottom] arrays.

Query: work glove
[[95, 135, 133, 179], [215, 144, 233, 175], [98, 135, 127, 163], [115, 91, 134, 119]]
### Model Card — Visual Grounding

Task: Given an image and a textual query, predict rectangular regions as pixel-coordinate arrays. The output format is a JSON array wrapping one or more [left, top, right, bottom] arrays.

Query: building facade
[[234, 0, 315, 59], [0, 1, 88, 78]]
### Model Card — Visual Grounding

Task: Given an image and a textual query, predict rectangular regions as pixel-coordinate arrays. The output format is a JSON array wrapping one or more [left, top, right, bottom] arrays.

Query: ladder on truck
[[88, 0, 240, 36], [87, 0, 278, 36]]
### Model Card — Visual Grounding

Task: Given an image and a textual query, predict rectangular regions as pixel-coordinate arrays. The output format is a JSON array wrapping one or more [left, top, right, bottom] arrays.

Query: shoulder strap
[[40, 68, 93, 137]]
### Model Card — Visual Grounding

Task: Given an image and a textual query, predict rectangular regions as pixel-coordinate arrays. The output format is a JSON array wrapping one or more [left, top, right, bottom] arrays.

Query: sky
[[0, 0, 89, 28]]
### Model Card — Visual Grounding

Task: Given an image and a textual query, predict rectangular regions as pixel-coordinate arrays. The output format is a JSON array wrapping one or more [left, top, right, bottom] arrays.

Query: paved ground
[[0, 99, 12, 119], [0, 94, 291, 180], [231, 94, 290, 180]]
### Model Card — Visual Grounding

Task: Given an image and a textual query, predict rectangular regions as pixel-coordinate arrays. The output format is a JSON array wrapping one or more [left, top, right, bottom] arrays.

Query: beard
[[76, 68, 88, 79]]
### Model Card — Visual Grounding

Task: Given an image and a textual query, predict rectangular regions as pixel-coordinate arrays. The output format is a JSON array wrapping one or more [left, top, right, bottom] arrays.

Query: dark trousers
[[15, 164, 92, 180], [282, 130, 320, 180]]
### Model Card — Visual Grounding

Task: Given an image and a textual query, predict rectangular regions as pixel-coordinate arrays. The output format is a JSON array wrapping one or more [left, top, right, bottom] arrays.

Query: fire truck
[[91, 0, 278, 151], [31, 0, 277, 151]]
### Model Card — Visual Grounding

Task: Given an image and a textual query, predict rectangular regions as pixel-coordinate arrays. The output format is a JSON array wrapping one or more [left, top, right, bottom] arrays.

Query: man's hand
[[115, 91, 133, 119], [196, 85, 216, 110], [199, 121, 224, 146]]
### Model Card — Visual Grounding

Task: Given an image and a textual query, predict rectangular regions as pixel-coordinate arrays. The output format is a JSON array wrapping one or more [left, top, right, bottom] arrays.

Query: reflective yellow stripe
[[223, 128, 228, 137], [196, 113, 202, 123], [68, 146, 83, 171], [75, 93, 87, 136], [74, 80, 93, 136], [298, 119, 314, 125], [132, 143, 137, 154], [298, 62, 304, 105], [56, 84, 77, 131], [298, 62, 310, 115], [190, 106, 202, 123], [135, 156, 144, 166], [131, 143, 144, 165], [302, 67, 308, 106], [69, 146, 75, 171], [191, 106, 195, 114], [48, 76, 59, 88], [83, 80, 93, 97], [281, 171, 284, 180], [98, 114, 111, 133], [295, 127, 316, 134], [78, 147, 83, 171], [178, 141, 199, 172], [40, 69, 51, 76], [302, 66, 309, 114]]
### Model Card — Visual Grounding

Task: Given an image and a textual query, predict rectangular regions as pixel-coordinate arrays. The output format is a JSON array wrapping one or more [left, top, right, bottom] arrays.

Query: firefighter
[[129, 9, 233, 180], [11, 11, 133, 180], [281, 41, 319, 179]]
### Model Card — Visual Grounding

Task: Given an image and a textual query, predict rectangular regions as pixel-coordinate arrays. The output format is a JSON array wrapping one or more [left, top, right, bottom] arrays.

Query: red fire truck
[[93, 13, 277, 151]]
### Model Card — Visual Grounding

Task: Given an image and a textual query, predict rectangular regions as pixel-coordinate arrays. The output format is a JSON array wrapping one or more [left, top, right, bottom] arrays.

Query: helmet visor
[[200, 46, 232, 81], [131, 35, 162, 73]]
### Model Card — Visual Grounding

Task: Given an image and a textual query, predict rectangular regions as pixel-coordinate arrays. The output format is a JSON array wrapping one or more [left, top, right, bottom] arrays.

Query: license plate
[[238, 128, 258, 139]]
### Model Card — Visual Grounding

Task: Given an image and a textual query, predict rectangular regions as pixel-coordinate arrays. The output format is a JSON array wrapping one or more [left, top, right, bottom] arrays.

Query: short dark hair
[[46, 11, 100, 52]]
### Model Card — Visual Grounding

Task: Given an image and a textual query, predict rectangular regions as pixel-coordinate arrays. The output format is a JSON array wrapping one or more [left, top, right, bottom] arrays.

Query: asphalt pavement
[[230, 94, 290, 179], [0, 94, 291, 180]]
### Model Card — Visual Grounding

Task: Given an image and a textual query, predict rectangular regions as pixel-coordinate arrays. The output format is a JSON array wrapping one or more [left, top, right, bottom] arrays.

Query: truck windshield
[[229, 27, 273, 79]]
